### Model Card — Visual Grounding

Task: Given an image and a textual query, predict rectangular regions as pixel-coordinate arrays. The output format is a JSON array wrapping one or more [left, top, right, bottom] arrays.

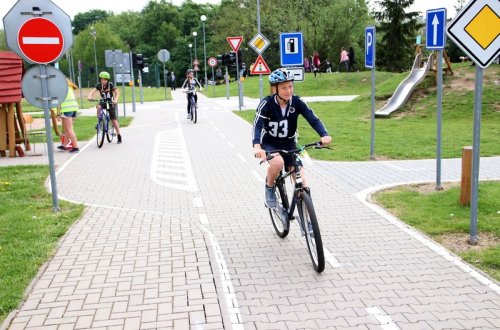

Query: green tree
[[373, 0, 423, 72], [72, 9, 111, 35]]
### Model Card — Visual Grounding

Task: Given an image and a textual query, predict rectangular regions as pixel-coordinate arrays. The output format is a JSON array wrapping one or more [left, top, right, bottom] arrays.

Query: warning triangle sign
[[250, 55, 271, 75], [227, 36, 243, 52]]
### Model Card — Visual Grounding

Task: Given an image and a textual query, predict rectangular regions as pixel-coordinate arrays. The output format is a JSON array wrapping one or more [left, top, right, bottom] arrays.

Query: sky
[[1, 0, 461, 29]]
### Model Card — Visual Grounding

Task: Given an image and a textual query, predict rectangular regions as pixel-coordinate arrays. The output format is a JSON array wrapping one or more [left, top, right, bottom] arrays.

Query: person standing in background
[[312, 51, 321, 77], [171, 72, 176, 90], [339, 47, 349, 73]]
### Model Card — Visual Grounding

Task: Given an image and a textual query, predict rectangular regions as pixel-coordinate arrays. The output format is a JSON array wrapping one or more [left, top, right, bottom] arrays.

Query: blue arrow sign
[[280, 32, 303, 66], [365, 26, 375, 69], [426, 8, 447, 50]]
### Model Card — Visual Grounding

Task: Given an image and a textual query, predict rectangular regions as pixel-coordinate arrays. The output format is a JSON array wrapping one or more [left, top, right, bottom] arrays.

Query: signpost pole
[[39, 64, 60, 211], [212, 67, 215, 96], [256, 0, 263, 100], [435, 49, 444, 190], [163, 61, 167, 100], [121, 64, 126, 117], [130, 52, 136, 112], [225, 66, 229, 100], [469, 67, 483, 245]]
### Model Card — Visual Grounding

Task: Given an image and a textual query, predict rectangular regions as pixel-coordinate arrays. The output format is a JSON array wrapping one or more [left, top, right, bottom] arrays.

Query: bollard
[[459, 146, 472, 206]]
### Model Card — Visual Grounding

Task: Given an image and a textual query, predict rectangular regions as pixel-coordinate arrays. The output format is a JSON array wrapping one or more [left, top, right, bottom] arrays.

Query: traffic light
[[142, 57, 149, 70], [134, 53, 144, 69]]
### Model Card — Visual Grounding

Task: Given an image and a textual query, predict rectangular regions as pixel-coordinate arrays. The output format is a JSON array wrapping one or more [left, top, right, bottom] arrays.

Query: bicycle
[[182, 89, 197, 124], [262, 142, 326, 273], [92, 99, 116, 148]]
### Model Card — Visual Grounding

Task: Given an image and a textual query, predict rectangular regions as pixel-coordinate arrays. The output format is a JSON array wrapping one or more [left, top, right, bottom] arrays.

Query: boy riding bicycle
[[87, 71, 122, 144], [252, 68, 332, 208], [181, 69, 203, 119]]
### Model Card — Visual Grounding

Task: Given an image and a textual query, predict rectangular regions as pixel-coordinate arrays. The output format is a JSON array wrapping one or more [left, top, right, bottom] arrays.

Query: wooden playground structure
[[0, 51, 59, 158]]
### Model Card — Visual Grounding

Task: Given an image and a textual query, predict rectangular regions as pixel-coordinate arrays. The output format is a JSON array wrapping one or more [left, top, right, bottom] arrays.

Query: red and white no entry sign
[[17, 17, 64, 64]]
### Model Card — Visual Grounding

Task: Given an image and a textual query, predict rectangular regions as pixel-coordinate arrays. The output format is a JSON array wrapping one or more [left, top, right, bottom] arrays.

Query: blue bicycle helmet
[[269, 68, 294, 85]]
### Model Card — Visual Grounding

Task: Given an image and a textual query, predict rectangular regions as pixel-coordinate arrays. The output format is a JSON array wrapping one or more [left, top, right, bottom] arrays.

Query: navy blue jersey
[[252, 95, 328, 146]]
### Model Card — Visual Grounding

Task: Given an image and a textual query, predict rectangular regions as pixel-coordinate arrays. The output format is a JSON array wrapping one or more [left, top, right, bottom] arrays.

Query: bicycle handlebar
[[259, 141, 324, 164]]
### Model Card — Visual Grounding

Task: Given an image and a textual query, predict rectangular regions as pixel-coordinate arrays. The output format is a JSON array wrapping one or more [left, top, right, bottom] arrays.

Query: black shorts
[[100, 103, 117, 120], [261, 141, 302, 169]]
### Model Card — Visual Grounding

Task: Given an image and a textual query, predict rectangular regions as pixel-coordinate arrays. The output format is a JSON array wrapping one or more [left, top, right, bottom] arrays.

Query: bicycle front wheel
[[96, 118, 105, 148], [191, 102, 197, 123], [269, 180, 290, 238], [298, 191, 325, 273], [106, 120, 115, 143]]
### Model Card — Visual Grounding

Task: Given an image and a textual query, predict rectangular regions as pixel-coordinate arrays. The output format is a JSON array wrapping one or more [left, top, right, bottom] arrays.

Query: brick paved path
[[3, 91, 500, 329]]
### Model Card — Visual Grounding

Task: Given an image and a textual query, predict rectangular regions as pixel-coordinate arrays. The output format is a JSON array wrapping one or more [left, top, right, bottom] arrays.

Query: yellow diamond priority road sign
[[248, 33, 270, 54], [446, 0, 500, 68]]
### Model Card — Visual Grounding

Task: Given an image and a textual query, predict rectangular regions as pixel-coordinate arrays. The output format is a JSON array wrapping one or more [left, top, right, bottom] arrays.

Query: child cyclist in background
[[87, 71, 122, 144], [181, 69, 203, 119], [252, 68, 332, 208]]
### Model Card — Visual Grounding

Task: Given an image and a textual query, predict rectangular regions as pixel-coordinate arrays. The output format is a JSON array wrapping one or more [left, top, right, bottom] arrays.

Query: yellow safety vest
[[59, 88, 79, 113]]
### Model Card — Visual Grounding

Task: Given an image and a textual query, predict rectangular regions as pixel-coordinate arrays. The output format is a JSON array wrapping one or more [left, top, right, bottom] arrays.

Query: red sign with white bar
[[227, 36, 243, 52], [250, 55, 271, 75], [17, 18, 64, 64]]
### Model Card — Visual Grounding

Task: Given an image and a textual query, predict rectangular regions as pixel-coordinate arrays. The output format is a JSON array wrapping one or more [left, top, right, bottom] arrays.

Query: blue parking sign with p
[[365, 26, 375, 68]]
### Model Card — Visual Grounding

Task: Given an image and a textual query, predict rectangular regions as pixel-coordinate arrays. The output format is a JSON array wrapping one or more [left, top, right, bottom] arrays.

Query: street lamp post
[[189, 43, 193, 68], [200, 15, 208, 88], [192, 31, 198, 80], [90, 27, 98, 84]]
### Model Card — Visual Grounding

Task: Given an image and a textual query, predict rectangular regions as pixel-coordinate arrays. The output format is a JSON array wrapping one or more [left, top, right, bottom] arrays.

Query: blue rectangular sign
[[365, 26, 375, 69], [280, 32, 303, 66], [426, 8, 447, 50]]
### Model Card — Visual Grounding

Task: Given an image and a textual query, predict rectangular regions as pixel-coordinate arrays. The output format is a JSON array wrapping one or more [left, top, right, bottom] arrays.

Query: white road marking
[[237, 153, 247, 163], [219, 132, 227, 140], [251, 170, 264, 183], [199, 214, 209, 224], [323, 248, 342, 268], [198, 223, 244, 328], [150, 129, 197, 191], [366, 307, 399, 330], [226, 141, 234, 149], [193, 197, 204, 207]]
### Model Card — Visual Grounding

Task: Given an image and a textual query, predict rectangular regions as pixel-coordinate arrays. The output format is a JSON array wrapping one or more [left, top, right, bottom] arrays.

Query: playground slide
[[375, 52, 434, 117]]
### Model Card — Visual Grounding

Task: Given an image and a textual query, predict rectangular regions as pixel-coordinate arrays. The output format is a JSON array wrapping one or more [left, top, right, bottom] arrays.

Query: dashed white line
[[199, 214, 209, 224], [323, 248, 342, 268], [219, 132, 227, 140], [226, 141, 235, 149], [193, 197, 204, 207], [198, 224, 243, 328], [237, 153, 247, 163], [251, 170, 264, 183], [366, 307, 399, 330]]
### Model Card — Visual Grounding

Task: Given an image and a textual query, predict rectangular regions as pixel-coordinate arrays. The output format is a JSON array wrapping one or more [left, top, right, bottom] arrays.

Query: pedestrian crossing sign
[[250, 55, 271, 75]]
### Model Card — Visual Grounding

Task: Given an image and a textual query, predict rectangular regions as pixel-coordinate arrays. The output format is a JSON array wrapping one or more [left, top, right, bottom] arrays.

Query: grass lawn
[[0, 166, 84, 323]]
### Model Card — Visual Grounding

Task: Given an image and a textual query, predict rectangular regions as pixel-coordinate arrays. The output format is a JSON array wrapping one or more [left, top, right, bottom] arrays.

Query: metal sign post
[[129, 52, 136, 112], [426, 8, 447, 190], [157, 49, 170, 100], [365, 26, 376, 160]]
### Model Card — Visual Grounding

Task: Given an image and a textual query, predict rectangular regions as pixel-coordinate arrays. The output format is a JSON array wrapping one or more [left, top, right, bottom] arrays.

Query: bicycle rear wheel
[[297, 191, 325, 273], [269, 180, 290, 238], [96, 118, 105, 148], [106, 119, 115, 143]]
